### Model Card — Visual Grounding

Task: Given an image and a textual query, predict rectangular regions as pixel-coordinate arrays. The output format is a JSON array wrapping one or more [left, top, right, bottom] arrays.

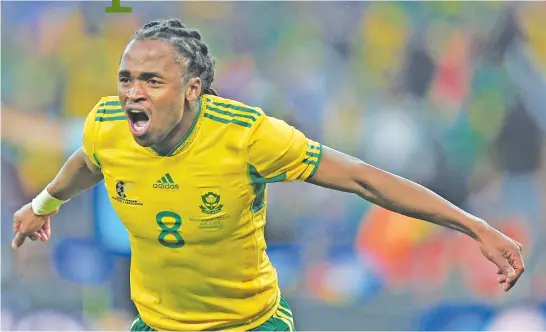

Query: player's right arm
[[12, 99, 106, 249], [46, 147, 103, 200]]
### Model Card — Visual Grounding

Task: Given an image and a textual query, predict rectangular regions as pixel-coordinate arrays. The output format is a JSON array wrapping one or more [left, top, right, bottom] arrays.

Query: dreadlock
[[130, 19, 218, 96]]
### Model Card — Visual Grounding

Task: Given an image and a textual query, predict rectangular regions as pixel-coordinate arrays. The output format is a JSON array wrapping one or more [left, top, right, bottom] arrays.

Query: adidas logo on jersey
[[153, 173, 179, 190]]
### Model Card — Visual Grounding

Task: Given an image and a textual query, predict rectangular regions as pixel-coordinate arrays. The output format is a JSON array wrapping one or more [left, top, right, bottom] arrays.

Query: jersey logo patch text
[[200, 188, 223, 214], [112, 181, 143, 206], [153, 173, 179, 190]]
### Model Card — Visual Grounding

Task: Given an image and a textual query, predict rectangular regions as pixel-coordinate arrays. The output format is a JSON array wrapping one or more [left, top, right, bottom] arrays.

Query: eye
[[119, 77, 131, 83], [148, 79, 161, 86]]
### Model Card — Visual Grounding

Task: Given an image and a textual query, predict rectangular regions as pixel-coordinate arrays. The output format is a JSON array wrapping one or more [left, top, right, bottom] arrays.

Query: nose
[[126, 81, 147, 102]]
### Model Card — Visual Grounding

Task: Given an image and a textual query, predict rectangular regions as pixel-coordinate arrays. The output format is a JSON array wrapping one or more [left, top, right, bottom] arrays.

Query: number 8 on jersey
[[156, 211, 184, 248]]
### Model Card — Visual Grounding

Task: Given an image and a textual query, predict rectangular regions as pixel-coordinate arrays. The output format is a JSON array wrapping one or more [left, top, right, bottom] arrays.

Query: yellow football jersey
[[82, 94, 322, 331]]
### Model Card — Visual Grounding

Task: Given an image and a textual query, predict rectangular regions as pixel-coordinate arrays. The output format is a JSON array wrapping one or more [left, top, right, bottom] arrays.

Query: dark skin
[[13, 40, 524, 292], [119, 39, 201, 155]]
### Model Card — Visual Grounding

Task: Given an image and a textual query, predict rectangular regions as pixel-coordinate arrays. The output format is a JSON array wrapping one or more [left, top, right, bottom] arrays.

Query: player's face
[[118, 39, 188, 148]]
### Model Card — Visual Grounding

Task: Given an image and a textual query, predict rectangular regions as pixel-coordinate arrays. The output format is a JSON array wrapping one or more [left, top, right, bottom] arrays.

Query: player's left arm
[[306, 146, 525, 291]]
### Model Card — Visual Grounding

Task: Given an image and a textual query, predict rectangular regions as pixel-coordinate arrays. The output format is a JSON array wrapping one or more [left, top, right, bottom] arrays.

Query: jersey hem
[[138, 290, 281, 331], [223, 289, 281, 331]]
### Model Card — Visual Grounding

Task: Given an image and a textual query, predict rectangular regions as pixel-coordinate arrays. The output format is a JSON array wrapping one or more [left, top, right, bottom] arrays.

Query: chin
[[132, 134, 154, 147]]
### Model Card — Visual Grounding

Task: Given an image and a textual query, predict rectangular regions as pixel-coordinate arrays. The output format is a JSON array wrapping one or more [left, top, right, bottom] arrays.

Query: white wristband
[[31, 188, 68, 215]]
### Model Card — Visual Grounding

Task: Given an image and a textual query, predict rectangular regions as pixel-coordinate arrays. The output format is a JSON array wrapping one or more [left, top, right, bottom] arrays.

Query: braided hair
[[131, 19, 218, 96]]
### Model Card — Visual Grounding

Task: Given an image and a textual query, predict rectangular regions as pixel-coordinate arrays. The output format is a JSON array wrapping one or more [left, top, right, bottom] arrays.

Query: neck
[[153, 99, 199, 155]]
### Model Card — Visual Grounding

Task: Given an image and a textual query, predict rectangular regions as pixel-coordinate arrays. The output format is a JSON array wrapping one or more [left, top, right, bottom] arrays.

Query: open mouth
[[126, 109, 151, 136]]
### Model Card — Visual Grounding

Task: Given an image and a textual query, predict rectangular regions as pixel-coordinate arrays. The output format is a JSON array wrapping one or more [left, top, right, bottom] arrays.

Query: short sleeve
[[82, 98, 103, 168], [247, 114, 322, 182]]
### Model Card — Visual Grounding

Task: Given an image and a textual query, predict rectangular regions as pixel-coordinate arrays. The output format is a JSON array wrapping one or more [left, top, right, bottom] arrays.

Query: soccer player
[[12, 19, 525, 331]]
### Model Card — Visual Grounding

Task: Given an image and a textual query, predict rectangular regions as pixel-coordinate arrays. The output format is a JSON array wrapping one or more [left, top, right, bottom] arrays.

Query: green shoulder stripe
[[206, 105, 258, 122], [95, 115, 127, 122], [208, 99, 262, 117], [204, 112, 252, 128], [96, 108, 124, 115], [101, 100, 121, 107]]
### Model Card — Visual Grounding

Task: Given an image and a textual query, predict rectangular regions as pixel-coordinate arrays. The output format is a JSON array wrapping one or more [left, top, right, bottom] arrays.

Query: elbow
[[350, 161, 391, 205], [348, 160, 376, 197]]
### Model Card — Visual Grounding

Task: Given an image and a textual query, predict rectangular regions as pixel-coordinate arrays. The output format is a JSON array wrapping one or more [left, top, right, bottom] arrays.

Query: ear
[[185, 77, 201, 102]]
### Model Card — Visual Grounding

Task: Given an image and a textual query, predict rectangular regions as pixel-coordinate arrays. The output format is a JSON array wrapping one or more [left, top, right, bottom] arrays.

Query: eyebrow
[[118, 70, 166, 80]]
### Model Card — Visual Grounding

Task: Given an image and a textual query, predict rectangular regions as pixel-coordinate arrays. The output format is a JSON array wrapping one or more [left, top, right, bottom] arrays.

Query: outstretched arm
[[306, 146, 525, 291]]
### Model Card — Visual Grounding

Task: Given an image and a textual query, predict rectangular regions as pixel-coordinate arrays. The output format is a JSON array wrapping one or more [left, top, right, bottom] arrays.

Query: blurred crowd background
[[2, 1, 546, 330]]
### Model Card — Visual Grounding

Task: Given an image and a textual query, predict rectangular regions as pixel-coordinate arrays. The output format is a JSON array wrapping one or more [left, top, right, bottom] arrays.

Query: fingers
[[493, 249, 525, 292], [492, 255, 516, 278], [12, 233, 26, 249], [495, 264, 514, 291], [38, 229, 49, 242], [489, 254, 516, 291], [499, 265, 516, 292], [28, 229, 50, 242], [504, 251, 525, 292], [497, 270, 507, 284], [43, 220, 51, 239], [510, 250, 525, 274], [12, 206, 52, 247], [12, 229, 50, 249], [482, 231, 526, 292]]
